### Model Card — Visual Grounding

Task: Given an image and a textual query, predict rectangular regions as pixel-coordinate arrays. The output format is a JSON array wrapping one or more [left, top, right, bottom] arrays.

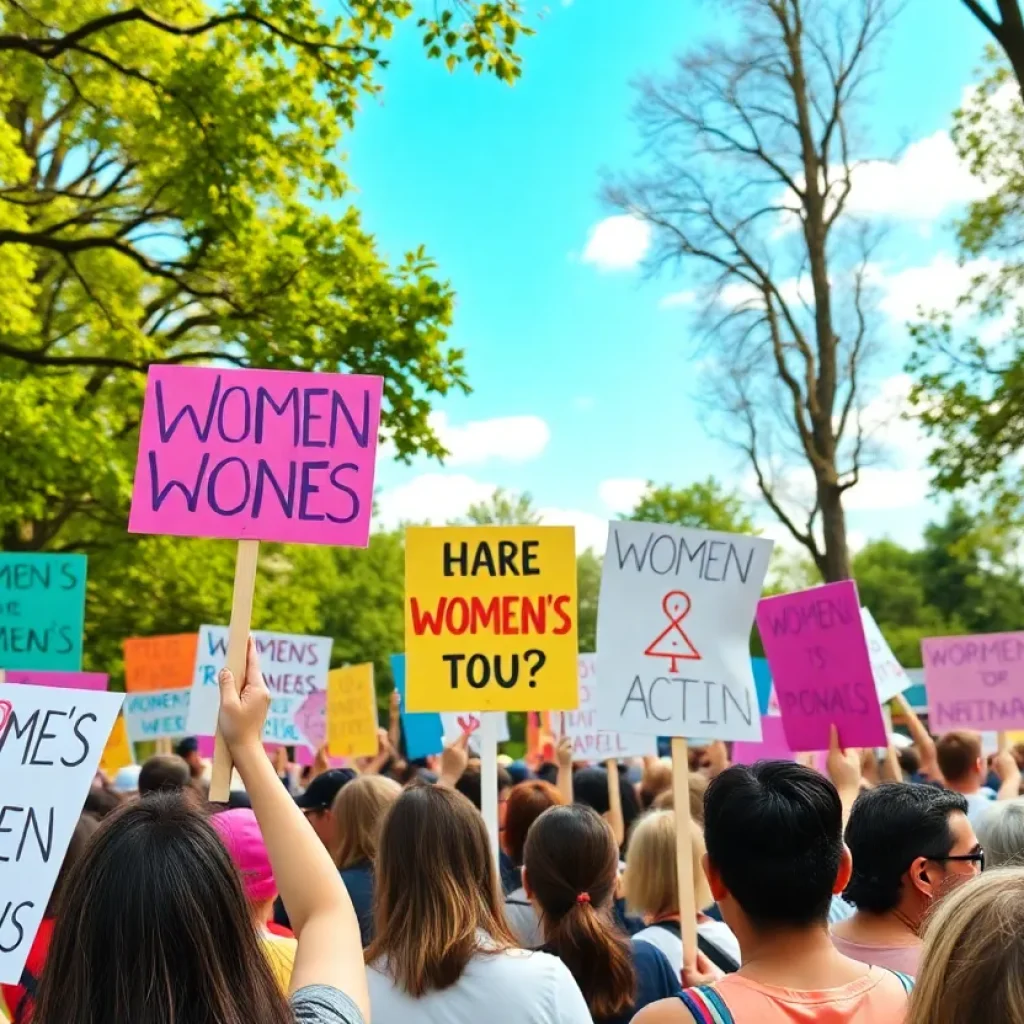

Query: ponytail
[[545, 896, 636, 1018], [524, 805, 637, 1020]]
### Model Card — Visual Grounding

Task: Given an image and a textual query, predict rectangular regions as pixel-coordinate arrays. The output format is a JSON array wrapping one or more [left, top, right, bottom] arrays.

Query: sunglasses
[[923, 848, 986, 872]]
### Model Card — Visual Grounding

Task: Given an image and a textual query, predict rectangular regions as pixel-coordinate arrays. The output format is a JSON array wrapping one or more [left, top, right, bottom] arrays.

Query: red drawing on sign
[[645, 591, 701, 672], [0, 700, 11, 733], [457, 714, 481, 735]]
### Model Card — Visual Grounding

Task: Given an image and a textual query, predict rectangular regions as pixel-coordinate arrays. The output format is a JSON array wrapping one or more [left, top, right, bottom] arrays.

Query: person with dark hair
[[174, 736, 206, 781], [138, 753, 192, 797], [573, 765, 641, 844], [1, 813, 100, 1022], [366, 784, 590, 1024], [32, 638, 369, 1024], [833, 783, 980, 975], [453, 762, 518, 892], [501, 780, 566, 947], [635, 761, 912, 1024], [524, 804, 680, 1024], [83, 782, 123, 819]]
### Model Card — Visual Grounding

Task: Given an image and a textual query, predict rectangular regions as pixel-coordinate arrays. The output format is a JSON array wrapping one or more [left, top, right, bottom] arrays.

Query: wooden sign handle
[[671, 737, 698, 972], [209, 539, 260, 802]]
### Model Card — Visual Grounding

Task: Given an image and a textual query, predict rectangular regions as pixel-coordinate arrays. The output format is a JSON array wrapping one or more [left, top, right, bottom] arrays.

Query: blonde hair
[[333, 774, 401, 871], [650, 773, 707, 826], [623, 810, 712, 919], [908, 869, 1024, 1024]]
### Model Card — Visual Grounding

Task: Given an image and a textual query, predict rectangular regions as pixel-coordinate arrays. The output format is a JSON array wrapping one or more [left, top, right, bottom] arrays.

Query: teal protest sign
[[0, 553, 87, 671]]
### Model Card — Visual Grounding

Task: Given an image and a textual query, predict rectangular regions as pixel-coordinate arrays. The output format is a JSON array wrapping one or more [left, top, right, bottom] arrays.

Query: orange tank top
[[679, 966, 912, 1023]]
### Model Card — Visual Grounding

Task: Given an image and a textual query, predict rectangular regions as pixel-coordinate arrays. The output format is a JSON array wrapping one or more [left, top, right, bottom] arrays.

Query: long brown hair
[[366, 783, 516, 996], [33, 793, 292, 1024], [524, 804, 636, 1020], [334, 774, 401, 870]]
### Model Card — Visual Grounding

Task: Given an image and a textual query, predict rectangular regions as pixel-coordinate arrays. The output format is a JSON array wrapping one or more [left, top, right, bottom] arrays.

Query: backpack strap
[[678, 986, 734, 1024], [887, 969, 915, 994], [697, 932, 739, 975]]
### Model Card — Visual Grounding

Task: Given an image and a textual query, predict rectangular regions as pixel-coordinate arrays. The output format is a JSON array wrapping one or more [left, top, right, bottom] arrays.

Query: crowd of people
[[7, 651, 1024, 1023]]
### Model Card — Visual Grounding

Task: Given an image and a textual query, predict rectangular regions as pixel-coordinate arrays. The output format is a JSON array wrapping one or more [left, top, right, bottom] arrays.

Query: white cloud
[[539, 507, 609, 553], [581, 215, 651, 271], [428, 411, 550, 466], [659, 289, 697, 309], [374, 473, 498, 526], [871, 253, 1001, 325], [598, 477, 647, 513]]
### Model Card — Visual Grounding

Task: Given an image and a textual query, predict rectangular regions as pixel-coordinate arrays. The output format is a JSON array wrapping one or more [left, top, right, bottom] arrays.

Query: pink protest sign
[[3, 671, 108, 691], [923, 631, 1024, 731], [731, 716, 794, 764], [294, 689, 327, 748], [128, 366, 383, 547], [756, 580, 885, 752]]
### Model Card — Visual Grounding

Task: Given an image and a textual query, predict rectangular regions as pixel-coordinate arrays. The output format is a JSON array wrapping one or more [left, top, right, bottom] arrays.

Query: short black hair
[[454, 765, 513, 811], [573, 766, 641, 842], [843, 783, 969, 913], [704, 761, 843, 929], [138, 755, 191, 797]]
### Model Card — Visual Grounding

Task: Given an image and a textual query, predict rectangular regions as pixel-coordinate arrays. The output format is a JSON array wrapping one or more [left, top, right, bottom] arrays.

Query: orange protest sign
[[123, 634, 198, 692]]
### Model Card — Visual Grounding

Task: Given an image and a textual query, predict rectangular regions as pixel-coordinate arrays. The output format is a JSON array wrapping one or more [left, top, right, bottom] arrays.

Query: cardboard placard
[[405, 526, 579, 712], [128, 366, 383, 546], [99, 714, 135, 777], [0, 553, 87, 671], [123, 634, 198, 692], [124, 688, 191, 742], [596, 521, 772, 740], [441, 711, 511, 752], [757, 580, 886, 751], [861, 608, 911, 703], [3, 671, 107, 691], [561, 654, 657, 761], [0, 683, 124, 982], [188, 625, 332, 745], [731, 715, 795, 764], [326, 664, 379, 758], [923, 631, 1024, 731], [390, 654, 444, 760]]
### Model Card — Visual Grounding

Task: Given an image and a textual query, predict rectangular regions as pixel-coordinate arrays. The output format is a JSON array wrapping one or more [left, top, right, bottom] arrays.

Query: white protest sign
[[861, 607, 911, 704], [188, 626, 332, 745], [562, 654, 657, 761], [0, 683, 124, 982], [124, 688, 190, 743], [441, 711, 510, 754], [596, 521, 773, 741]]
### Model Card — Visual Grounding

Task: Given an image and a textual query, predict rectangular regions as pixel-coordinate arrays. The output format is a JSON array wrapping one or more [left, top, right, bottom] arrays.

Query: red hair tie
[[576, 892, 591, 905]]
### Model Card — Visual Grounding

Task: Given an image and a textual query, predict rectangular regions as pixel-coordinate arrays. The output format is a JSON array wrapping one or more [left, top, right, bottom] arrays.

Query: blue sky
[[349, 0, 993, 558]]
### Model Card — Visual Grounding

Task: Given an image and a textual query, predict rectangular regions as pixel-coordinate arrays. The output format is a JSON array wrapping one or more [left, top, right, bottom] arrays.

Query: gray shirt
[[291, 985, 365, 1024]]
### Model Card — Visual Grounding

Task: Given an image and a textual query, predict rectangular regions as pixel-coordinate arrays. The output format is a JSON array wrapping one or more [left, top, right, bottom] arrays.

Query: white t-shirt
[[633, 919, 741, 974], [367, 948, 591, 1024]]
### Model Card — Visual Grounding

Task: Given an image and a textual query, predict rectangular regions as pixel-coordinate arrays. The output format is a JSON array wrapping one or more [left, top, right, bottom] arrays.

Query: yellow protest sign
[[327, 664, 379, 758], [100, 714, 135, 777], [405, 525, 579, 712]]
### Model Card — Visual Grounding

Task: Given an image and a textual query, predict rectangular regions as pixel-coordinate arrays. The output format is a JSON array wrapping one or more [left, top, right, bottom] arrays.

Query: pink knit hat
[[210, 809, 277, 904]]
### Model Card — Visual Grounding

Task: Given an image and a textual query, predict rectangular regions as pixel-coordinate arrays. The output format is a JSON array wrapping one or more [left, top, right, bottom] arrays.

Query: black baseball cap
[[295, 768, 357, 811], [175, 737, 199, 757]]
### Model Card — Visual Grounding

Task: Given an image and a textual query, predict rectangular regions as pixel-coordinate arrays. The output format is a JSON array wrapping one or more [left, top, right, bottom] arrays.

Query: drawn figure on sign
[[644, 590, 701, 673], [0, 699, 10, 732], [457, 713, 481, 735]]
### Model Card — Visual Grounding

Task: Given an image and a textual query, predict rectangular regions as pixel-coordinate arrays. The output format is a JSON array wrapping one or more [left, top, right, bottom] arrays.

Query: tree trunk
[[818, 482, 852, 582]]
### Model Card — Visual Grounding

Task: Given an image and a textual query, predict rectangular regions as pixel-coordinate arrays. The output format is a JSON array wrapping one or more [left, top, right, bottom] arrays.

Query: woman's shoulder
[[290, 985, 365, 1024]]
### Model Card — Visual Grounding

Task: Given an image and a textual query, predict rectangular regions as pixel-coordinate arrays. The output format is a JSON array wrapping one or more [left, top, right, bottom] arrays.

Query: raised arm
[[557, 736, 574, 804], [219, 639, 369, 1016], [895, 694, 942, 782]]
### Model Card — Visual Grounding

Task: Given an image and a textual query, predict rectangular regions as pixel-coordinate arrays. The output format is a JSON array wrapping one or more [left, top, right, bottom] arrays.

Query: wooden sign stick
[[999, 730, 1008, 750], [480, 712, 500, 867], [605, 758, 625, 848], [671, 736, 698, 973], [209, 539, 260, 802]]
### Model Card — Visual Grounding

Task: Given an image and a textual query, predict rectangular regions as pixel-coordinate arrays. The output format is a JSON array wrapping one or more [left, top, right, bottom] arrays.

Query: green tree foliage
[[908, 54, 1024, 517], [461, 487, 543, 526], [576, 548, 601, 653], [630, 479, 756, 534]]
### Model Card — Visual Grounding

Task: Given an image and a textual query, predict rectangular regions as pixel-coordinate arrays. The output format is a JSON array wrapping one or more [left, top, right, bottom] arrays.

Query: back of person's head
[[573, 765, 642, 844], [908, 868, 1024, 1024], [936, 731, 983, 785], [704, 761, 845, 930], [624, 810, 712, 918], [138, 754, 192, 797], [368, 784, 514, 997], [899, 746, 921, 778], [33, 792, 291, 1024], [844, 783, 970, 913], [46, 813, 100, 917], [535, 761, 559, 785], [688, 772, 708, 825], [333, 774, 401, 871], [83, 783, 123, 819], [523, 804, 636, 1020], [977, 799, 1024, 868], [639, 759, 672, 809], [453, 764, 513, 811], [209, 807, 277, 911], [502, 780, 565, 867]]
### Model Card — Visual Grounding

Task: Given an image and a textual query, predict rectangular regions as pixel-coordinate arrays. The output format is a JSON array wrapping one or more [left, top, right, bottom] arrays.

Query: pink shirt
[[831, 934, 921, 976], [681, 967, 910, 1023]]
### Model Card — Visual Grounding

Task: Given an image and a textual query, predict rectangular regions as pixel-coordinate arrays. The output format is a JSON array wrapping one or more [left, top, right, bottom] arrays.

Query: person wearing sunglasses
[[833, 783, 981, 976]]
